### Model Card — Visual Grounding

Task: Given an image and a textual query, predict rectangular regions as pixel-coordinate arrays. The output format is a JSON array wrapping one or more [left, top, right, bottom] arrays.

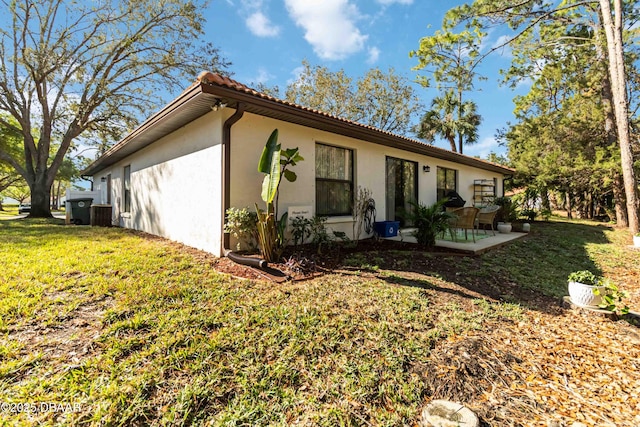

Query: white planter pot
[[568, 281, 604, 308], [497, 223, 512, 233], [633, 235, 640, 247]]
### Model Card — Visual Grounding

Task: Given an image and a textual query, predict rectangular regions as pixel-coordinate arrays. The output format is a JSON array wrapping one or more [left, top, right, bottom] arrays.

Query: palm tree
[[456, 99, 481, 153], [415, 91, 458, 151], [414, 90, 482, 154]]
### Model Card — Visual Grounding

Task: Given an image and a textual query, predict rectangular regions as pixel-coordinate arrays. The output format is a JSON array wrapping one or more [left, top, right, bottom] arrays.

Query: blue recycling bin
[[373, 221, 400, 237]]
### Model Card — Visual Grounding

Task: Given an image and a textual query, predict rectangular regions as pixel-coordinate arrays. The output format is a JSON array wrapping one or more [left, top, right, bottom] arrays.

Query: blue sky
[[204, 0, 530, 159]]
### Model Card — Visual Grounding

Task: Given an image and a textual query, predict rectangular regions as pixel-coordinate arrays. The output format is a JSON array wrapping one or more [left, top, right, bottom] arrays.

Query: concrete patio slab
[[385, 229, 528, 255]]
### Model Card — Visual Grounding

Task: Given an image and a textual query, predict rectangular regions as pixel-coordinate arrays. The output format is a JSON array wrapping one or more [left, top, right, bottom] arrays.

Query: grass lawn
[[1, 218, 639, 426], [0, 206, 19, 217]]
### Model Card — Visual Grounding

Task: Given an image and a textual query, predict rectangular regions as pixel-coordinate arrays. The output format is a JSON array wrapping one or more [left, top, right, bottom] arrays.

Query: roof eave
[[200, 83, 514, 175], [82, 84, 219, 176], [83, 79, 514, 177]]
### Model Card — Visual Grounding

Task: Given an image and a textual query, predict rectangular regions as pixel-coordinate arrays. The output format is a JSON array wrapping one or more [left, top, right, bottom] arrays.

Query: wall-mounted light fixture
[[101, 177, 107, 182], [211, 99, 227, 112], [423, 165, 431, 173]]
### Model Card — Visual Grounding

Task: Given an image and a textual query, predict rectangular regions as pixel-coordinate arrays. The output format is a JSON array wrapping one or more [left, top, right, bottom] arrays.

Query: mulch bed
[[211, 238, 470, 282]]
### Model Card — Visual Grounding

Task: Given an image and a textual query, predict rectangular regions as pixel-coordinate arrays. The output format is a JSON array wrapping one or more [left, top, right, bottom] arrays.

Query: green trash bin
[[67, 198, 93, 225]]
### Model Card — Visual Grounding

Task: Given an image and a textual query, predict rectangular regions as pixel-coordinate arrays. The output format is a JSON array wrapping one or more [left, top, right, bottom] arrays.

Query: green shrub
[[405, 199, 455, 247], [224, 207, 258, 251], [494, 196, 518, 223], [310, 216, 330, 253], [595, 279, 629, 315], [290, 216, 312, 247], [520, 208, 537, 222]]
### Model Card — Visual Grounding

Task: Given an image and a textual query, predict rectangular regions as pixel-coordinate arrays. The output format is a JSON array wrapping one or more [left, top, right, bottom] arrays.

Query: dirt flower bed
[[212, 238, 469, 282]]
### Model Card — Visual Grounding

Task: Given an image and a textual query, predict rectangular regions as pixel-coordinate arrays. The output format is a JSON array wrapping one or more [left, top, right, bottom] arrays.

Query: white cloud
[[284, 0, 368, 60], [367, 46, 381, 64], [286, 65, 305, 86], [253, 67, 274, 84], [246, 11, 280, 37], [491, 35, 513, 57], [376, 0, 413, 4]]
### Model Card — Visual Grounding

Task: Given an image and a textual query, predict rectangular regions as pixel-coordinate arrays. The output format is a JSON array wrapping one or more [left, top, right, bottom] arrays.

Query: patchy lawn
[[0, 218, 638, 426]]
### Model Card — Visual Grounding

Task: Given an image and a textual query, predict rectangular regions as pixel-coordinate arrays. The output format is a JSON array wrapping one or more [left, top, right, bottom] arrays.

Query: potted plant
[[495, 196, 518, 233], [568, 270, 605, 308], [405, 199, 455, 247], [567, 270, 629, 314]]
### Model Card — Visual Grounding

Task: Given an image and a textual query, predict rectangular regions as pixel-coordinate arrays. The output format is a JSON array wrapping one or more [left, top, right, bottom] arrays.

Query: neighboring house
[[83, 72, 514, 257]]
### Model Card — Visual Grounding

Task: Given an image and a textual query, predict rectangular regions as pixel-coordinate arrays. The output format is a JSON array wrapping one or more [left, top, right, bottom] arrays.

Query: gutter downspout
[[502, 174, 514, 197], [221, 103, 268, 269]]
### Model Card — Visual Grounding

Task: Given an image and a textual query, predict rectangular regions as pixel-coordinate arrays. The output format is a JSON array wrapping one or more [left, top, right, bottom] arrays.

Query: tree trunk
[[600, 50, 626, 226], [541, 187, 551, 212], [457, 88, 464, 154], [565, 190, 573, 219], [28, 173, 53, 218], [612, 173, 628, 227], [594, 9, 625, 227], [599, 0, 640, 234], [446, 135, 457, 152]]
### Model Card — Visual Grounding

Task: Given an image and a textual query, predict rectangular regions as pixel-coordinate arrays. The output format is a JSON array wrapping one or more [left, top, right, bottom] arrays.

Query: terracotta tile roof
[[83, 71, 514, 176], [196, 71, 369, 125], [194, 71, 514, 173]]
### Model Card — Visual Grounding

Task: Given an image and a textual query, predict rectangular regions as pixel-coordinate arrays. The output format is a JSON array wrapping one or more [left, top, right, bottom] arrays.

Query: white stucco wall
[[228, 112, 506, 240], [94, 112, 225, 256], [91, 107, 507, 255]]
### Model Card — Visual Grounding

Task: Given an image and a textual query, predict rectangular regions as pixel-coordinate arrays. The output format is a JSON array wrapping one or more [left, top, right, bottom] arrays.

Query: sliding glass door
[[385, 157, 417, 227]]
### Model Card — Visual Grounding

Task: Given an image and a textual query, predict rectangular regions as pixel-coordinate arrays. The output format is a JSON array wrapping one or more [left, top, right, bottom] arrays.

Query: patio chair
[[476, 205, 500, 235], [450, 207, 479, 243]]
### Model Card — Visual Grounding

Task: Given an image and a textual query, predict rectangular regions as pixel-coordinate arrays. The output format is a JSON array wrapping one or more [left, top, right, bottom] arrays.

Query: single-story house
[[82, 72, 514, 257]]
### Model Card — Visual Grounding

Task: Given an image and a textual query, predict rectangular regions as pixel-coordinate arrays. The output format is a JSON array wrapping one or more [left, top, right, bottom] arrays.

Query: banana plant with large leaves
[[255, 129, 304, 262], [258, 129, 281, 207]]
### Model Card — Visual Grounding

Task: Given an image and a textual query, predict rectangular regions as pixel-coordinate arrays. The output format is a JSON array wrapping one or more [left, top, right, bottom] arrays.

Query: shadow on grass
[[345, 220, 614, 315], [380, 273, 500, 303], [481, 221, 611, 295], [3, 218, 621, 318]]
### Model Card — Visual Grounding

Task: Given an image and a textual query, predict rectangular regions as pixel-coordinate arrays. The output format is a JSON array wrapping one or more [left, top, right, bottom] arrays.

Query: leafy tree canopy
[[440, 0, 639, 231], [283, 60, 422, 135], [0, 0, 229, 217], [410, 20, 486, 153], [0, 117, 23, 197]]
